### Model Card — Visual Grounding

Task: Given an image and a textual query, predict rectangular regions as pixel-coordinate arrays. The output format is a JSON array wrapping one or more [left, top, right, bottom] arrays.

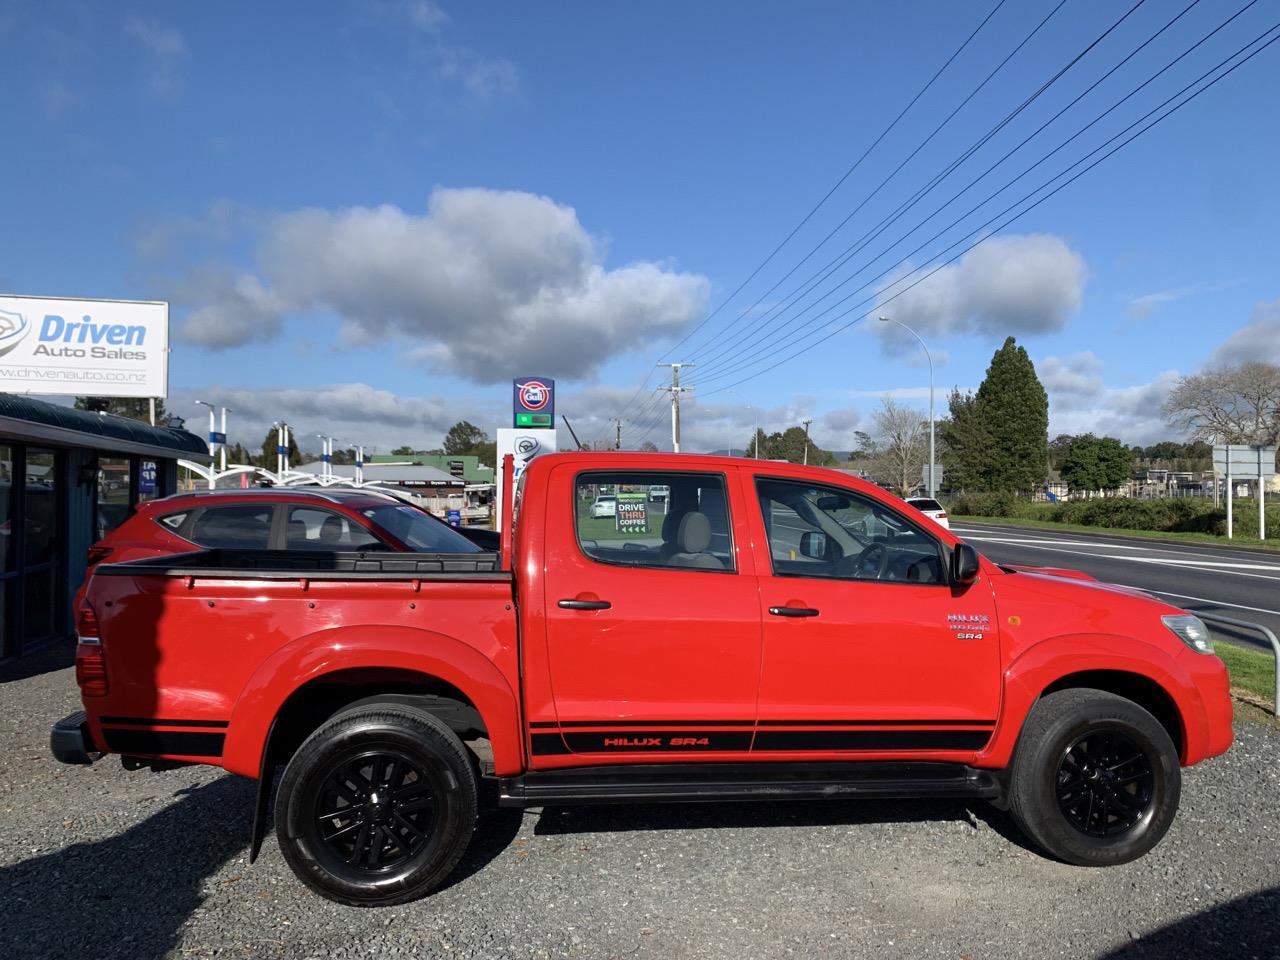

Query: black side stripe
[[529, 729, 992, 755], [529, 719, 995, 730], [101, 716, 230, 729], [102, 729, 225, 757]]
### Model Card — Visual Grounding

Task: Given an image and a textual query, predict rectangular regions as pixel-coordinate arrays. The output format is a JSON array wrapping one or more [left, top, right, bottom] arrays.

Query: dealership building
[[0, 393, 209, 660]]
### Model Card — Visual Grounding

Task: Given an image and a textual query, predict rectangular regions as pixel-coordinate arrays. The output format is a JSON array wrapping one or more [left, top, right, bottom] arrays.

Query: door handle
[[558, 599, 612, 610], [769, 606, 819, 618]]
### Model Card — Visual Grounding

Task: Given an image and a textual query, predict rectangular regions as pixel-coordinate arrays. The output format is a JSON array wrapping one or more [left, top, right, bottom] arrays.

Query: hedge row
[[948, 494, 1280, 538]]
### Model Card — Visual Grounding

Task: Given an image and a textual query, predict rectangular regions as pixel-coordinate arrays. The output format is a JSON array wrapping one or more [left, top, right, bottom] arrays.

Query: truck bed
[[94, 547, 508, 580]]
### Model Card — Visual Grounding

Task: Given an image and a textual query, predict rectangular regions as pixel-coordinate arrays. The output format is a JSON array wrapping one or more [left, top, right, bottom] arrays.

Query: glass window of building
[[24, 448, 59, 644], [96, 457, 133, 540]]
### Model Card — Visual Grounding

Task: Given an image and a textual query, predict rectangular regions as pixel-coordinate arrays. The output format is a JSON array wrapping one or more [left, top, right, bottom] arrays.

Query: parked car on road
[[55, 452, 1232, 907], [589, 493, 617, 518], [905, 496, 950, 529], [648, 484, 670, 504]]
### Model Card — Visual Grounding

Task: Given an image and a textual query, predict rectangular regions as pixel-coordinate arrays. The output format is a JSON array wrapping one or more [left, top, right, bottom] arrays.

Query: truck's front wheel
[[276, 703, 477, 906], [1007, 688, 1181, 866]]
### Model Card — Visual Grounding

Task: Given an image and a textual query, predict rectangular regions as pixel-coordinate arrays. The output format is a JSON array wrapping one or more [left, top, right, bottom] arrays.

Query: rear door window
[[189, 503, 274, 549], [575, 471, 735, 572], [285, 506, 384, 550]]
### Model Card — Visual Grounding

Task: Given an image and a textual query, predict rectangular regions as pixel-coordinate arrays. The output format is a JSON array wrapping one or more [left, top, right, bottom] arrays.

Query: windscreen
[[910, 498, 943, 512], [361, 504, 482, 553]]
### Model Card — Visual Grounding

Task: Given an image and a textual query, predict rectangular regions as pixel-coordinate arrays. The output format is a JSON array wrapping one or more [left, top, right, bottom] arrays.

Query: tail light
[[86, 545, 114, 567], [937, 512, 947, 520], [74, 600, 108, 697]]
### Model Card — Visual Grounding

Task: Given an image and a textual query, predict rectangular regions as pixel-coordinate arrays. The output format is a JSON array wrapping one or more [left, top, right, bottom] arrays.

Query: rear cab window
[[575, 471, 735, 572], [908, 498, 944, 512]]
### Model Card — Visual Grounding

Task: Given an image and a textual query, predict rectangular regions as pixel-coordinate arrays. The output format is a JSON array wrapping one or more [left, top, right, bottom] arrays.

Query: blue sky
[[2, 0, 1279, 454]]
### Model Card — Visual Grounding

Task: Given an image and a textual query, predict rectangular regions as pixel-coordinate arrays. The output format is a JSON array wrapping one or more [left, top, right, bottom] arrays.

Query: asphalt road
[[954, 523, 1280, 652], [3, 651, 1279, 960]]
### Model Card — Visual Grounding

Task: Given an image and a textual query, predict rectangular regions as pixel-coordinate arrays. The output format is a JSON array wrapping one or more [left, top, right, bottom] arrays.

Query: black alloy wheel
[[1055, 727, 1155, 838], [1006, 688, 1181, 867], [309, 749, 438, 873], [276, 703, 477, 906]]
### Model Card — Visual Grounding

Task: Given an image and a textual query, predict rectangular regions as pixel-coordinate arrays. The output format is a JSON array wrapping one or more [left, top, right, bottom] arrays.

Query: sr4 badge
[[947, 612, 990, 640]]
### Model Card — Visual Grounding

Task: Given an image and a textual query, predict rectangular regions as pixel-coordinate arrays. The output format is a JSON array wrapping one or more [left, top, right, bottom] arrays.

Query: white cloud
[[125, 17, 188, 97], [1209, 297, 1280, 367], [436, 47, 519, 100], [1038, 351, 1103, 399], [1125, 278, 1243, 319], [874, 234, 1086, 347], [176, 187, 709, 382], [171, 382, 483, 454], [405, 1, 449, 31], [176, 270, 288, 348], [1047, 369, 1179, 446]]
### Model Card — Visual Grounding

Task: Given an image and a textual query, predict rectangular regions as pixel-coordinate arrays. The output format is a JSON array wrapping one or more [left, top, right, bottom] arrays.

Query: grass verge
[[951, 514, 1280, 553], [1215, 640, 1277, 717]]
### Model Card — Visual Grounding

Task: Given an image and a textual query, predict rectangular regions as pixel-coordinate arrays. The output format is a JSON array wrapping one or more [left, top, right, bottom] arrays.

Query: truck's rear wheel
[[276, 703, 477, 906], [1007, 688, 1180, 867]]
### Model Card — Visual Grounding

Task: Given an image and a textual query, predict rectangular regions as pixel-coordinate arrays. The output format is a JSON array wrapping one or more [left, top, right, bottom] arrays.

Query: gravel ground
[[3, 648, 1278, 960]]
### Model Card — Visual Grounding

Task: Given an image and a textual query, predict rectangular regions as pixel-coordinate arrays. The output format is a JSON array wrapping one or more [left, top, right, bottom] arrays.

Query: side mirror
[[951, 543, 980, 585], [799, 530, 828, 561]]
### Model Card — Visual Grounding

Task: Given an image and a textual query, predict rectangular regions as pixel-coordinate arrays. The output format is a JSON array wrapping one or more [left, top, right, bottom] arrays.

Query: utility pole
[[658, 362, 693, 453], [612, 417, 623, 450], [801, 418, 813, 466]]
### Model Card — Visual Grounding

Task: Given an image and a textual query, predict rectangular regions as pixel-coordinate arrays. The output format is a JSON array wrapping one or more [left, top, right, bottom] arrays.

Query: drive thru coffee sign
[[0, 294, 169, 399]]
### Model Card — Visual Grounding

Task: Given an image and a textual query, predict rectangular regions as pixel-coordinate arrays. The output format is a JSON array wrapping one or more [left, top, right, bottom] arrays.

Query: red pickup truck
[[53, 452, 1233, 907]]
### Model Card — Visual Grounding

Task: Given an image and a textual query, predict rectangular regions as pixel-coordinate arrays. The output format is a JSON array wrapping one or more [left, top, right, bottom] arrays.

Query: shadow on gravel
[[1102, 885, 1280, 958], [435, 776, 525, 893], [532, 795, 1040, 853], [0, 641, 74, 684], [0, 775, 253, 960]]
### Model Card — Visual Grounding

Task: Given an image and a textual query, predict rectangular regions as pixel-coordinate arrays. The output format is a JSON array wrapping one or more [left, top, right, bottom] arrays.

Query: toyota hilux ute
[[53, 452, 1233, 907]]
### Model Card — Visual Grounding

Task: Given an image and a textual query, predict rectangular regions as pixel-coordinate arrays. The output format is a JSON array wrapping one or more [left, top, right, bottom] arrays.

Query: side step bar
[[498, 761, 1001, 807]]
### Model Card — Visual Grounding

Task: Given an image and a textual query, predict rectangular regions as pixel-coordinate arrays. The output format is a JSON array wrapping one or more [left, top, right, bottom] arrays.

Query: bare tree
[[1162, 362, 1280, 444], [872, 398, 928, 496]]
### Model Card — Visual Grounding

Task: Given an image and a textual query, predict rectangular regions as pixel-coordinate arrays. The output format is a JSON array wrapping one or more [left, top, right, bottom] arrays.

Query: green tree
[[223, 442, 252, 465], [937, 388, 987, 491], [390, 445, 420, 457], [971, 337, 1049, 492], [443, 421, 488, 456], [1060, 434, 1133, 492], [75, 396, 170, 425], [741, 428, 768, 458], [471, 440, 497, 468], [748, 426, 835, 465], [258, 428, 300, 469], [1048, 434, 1076, 472], [330, 447, 358, 465]]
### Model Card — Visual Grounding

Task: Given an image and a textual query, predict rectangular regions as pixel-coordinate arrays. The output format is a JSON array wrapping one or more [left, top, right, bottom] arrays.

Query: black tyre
[[1007, 688, 1180, 867], [276, 702, 477, 906]]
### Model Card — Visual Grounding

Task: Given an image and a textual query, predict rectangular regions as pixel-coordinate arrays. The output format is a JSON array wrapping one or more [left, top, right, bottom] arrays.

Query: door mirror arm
[[950, 543, 980, 586]]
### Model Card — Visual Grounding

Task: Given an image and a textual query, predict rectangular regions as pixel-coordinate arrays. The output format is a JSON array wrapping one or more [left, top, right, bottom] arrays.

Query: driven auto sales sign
[[0, 295, 169, 399], [512, 376, 554, 428]]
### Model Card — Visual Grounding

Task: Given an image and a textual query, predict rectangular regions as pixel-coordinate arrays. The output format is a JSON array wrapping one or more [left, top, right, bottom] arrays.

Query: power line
[[691, 21, 1280, 402], [680, 0, 1080, 368], [688, 0, 1249, 388], [686, 0, 1167, 383], [615, 0, 1009, 423]]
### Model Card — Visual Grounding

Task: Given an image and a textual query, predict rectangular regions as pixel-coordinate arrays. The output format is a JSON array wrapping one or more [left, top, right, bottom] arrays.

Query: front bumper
[[50, 711, 100, 765]]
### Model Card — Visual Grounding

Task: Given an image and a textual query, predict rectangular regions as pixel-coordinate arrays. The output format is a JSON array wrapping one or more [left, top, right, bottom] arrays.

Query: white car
[[905, 496, 949, 529], [589, 495, 617, 518], [648, 484, 670, 504]]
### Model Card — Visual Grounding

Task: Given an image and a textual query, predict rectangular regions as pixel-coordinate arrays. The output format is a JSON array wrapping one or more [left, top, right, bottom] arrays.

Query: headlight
[[1162, 614, 1215, 654]]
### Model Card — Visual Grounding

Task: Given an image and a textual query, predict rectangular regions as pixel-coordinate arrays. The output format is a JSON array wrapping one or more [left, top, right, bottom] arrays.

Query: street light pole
[[878, 316, 935, 498]]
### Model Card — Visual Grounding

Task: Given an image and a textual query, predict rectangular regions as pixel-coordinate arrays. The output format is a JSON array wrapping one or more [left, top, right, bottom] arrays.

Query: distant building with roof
[[366, 453, 494, 486]]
